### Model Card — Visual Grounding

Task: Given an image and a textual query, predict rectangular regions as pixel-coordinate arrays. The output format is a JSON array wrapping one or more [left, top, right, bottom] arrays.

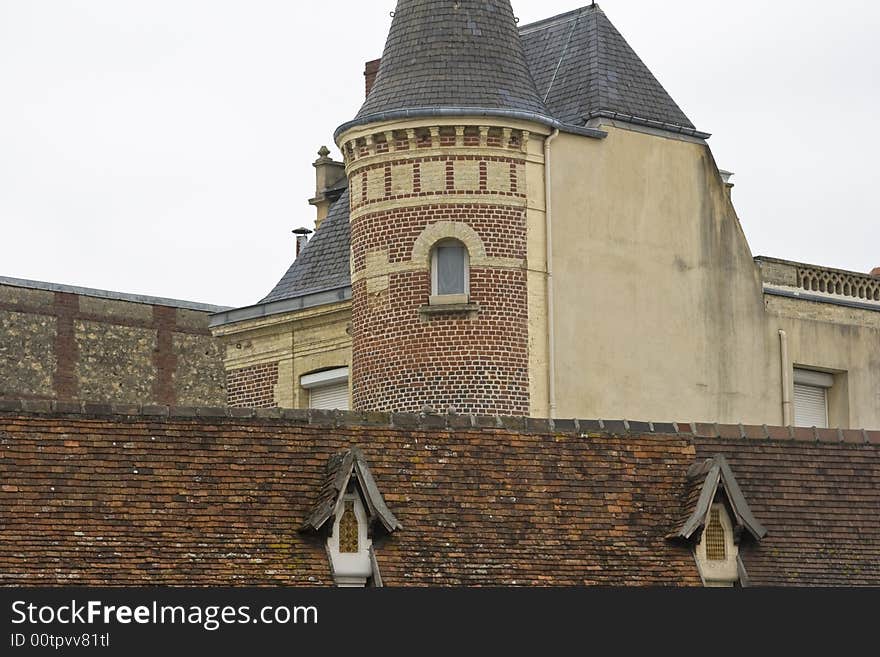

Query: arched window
[[431, 239, 469, 302]]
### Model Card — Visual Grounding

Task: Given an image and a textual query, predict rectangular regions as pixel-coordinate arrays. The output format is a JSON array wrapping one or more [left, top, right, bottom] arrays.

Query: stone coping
[[0, 399, 876, 445]]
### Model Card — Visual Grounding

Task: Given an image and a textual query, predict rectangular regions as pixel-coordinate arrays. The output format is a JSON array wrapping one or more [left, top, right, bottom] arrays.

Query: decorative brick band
[[226, 362, 279, 408]]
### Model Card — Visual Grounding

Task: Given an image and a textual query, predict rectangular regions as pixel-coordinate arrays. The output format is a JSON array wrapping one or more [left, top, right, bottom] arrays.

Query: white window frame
[[695, 503, 739, 587], [430, 239, 470, 305], [327, 492, 372, 587]]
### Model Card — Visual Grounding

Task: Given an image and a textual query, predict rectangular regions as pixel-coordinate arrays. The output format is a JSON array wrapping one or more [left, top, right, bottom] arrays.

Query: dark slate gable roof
[[520, 5, 703, 136], [261, 188, 351, 304], [344, 0, 553, 132]]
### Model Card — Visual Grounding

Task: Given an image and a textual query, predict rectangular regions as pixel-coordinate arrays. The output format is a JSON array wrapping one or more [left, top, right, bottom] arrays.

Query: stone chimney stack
[[364, 59, 381, 98], [719, 170, 734, 200], [308, 146, 346, 229]]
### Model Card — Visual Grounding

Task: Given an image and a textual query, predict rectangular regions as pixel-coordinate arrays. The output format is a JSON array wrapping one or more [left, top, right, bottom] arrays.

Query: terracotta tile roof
[[1, 403, 878, 586], [693, 437, 880, 586]]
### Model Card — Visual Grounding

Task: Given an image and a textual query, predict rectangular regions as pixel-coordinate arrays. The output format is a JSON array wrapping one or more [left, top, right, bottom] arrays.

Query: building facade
[[211, 1, 879, 430]]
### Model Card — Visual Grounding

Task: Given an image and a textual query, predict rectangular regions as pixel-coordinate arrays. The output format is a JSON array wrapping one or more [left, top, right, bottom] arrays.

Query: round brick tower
[[335, 0, 557, 415]]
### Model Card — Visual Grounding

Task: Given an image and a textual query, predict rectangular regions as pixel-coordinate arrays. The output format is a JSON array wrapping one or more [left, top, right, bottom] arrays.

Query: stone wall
[[0, 280, 226, 406]]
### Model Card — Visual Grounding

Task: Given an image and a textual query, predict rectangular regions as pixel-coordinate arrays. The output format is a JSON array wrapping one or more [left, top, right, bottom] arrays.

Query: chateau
[[210, 2, 879, 430], [1, 1, 879, 589]]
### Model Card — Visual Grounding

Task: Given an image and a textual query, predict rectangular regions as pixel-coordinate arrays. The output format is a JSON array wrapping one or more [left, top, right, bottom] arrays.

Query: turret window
[[431, 239, 469, 303]]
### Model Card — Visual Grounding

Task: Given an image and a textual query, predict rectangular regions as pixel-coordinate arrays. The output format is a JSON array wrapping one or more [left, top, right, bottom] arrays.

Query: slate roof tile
[[261, 188, 351, 304], [352, 0, 552, 127], [520, 5, 698, 132]]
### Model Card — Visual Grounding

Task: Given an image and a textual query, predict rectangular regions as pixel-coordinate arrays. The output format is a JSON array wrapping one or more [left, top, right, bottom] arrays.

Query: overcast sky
[[1, 0, 877, 308]]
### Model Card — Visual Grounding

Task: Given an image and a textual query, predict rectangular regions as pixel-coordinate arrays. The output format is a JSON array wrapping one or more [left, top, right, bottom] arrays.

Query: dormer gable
[[301, 447, 402, 587], [670, 455, 767, 586]]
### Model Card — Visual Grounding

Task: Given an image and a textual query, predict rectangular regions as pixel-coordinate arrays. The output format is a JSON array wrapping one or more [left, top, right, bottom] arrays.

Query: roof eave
[[335, 107, 606, 143]]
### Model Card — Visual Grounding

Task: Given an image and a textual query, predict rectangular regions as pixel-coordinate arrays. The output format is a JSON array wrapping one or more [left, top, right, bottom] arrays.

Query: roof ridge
[[518, 4, 598, 35], [1, 399, 876, 445]]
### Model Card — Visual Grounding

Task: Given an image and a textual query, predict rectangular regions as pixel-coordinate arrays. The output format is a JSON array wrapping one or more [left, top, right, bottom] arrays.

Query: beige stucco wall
[[546, 123, 879, 428], [758, 255, 880, 429], [548, 124, 780, 425]]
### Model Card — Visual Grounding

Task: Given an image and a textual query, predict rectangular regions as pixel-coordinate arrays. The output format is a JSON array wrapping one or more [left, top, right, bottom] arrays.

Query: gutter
[[210, 285, 352, 328], [763, 285, 880, 313], [334, 107, 607, 143], [585, 110, 712, 140], [544, 128, 560, 419]]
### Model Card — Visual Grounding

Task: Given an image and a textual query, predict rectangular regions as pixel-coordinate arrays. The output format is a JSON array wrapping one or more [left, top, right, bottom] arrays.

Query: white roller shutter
[[793, 383, 828, 428], [309, 381, 350, 410]]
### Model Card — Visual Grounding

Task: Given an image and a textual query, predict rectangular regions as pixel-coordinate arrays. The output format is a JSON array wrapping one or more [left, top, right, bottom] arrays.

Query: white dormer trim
[[327, 491, 372, 587]]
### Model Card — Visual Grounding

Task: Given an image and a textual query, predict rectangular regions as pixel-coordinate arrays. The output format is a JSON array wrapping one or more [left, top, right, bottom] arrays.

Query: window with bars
[[705, 508, 726, 561], [338, 500, 359, 553]]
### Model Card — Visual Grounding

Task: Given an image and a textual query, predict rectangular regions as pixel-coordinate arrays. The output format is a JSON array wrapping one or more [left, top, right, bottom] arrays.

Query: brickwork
[[341, 123, 536, 415], [226, 361, 279, 408], [0, 283, 226, 406]]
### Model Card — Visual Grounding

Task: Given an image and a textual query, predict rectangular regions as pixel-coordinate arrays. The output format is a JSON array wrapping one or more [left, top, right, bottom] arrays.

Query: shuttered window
[[793, 368, 832, 428], [301, 367, 350, 411], [309, 381, 350, 410]]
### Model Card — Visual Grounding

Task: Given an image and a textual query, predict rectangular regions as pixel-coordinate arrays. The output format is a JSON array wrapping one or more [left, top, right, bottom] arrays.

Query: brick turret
[[335, 0, 554, 415]]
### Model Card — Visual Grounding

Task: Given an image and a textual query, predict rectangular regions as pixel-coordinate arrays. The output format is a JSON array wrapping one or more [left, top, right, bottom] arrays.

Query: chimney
[[364, 58, 381, 99], [719, 170, 734, 200], [871, 267, 880, 277], [308, 146, 346, 229], [293, 227, 313, 258]]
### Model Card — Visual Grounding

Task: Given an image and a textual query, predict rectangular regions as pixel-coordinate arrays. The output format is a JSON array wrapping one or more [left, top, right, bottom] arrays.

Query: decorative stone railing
[[797, 265, 880, 302]]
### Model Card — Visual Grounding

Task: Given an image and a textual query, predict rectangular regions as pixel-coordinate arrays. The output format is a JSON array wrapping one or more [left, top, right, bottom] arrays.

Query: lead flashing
[[209, 286, 352, 328]]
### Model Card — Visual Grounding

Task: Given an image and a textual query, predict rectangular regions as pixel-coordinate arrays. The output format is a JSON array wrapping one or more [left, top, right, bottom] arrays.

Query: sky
[[1, 0, 878, 308]]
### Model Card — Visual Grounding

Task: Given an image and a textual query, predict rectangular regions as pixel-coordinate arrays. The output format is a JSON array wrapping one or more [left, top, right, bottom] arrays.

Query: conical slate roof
[[342, 0, 553, 133], [520, 5, 703, 136]]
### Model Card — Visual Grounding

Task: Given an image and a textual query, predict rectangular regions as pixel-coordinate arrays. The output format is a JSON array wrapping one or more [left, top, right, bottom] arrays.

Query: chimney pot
[[293, 227, 313, 258]]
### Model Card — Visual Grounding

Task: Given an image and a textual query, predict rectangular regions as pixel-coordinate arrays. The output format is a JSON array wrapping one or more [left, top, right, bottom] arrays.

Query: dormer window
[[327, 489, 372, 587], [430, 239, 469, 305], [696, 503, 738, 586], [301, 447, 403, 588], [338, 500, 359, 553], [671, 455, 767, 588], [704, 507, 726, 561]]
